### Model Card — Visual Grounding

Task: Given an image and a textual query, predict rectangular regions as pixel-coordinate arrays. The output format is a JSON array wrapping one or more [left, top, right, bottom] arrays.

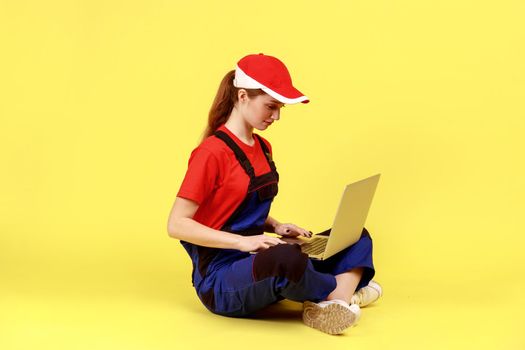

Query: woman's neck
[[224, 112, 254, 146]]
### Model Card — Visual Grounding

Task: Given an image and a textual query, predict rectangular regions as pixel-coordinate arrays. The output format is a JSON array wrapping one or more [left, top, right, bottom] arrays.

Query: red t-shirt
[[177, 124, 274, 230]]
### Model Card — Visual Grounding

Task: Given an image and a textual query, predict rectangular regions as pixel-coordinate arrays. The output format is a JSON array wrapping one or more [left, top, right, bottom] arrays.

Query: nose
[[271, 109, 280, 121]]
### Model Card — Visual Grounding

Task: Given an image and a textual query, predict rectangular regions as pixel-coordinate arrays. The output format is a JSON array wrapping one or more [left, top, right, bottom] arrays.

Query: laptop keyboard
[[301, 238, 328, 256]]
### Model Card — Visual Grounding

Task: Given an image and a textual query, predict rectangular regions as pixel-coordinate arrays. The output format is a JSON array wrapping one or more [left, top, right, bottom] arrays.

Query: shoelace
[[351, 286, 374, 306], [350, 291, 361, 305]]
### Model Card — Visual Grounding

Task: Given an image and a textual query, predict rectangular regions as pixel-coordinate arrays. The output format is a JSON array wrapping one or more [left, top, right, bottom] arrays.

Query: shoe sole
[[303, 301, 358, 335]]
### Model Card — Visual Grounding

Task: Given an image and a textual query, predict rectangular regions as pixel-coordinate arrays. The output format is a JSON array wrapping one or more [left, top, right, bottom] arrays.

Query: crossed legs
[[325, 267, 364, 304]]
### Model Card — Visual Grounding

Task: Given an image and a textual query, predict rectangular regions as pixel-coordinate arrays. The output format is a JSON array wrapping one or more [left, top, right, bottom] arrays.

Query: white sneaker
[[303, 299, 361, 335], [350, 280, 382, 307]]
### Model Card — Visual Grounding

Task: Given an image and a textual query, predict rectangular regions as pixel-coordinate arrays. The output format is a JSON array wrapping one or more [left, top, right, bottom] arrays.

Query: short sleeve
[[177, 147, 220, 206]]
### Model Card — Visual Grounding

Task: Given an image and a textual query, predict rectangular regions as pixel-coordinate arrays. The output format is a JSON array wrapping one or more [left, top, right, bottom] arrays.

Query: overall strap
[[253, 134, 277, 172], [214, 130, 255, 179]]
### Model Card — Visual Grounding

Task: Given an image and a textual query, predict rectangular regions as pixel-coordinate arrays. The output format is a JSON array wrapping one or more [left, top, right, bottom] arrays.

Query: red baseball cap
[[233, 53, 310, 104]]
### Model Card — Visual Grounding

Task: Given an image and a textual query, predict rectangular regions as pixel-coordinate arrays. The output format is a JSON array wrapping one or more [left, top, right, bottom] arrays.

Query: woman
[[167, 53, 382, 335]]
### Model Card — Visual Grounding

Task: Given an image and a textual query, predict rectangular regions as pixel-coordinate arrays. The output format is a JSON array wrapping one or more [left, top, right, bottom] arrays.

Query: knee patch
[[252, 244, 308, 283]]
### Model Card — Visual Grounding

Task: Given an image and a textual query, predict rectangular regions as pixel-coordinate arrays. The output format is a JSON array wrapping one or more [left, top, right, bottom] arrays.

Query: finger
[[265, 239, 279, 246], [266, 240, 277, 247], [289, 225, 309, 237], [295, 229, 306, 236], [268, 237, 286, 245], [273, 238, 287, 245], [286, 230, 300, 237], [300, 230, 312, 238], [283, 230, 300, 237], [293, 227, 305, 236]]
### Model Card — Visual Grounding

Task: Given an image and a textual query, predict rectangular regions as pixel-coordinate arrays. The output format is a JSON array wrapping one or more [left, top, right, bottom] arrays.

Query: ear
[[237, 89, 249, 103]]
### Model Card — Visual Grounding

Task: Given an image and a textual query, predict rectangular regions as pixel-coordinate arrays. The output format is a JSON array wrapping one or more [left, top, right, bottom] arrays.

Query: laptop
[[281, 174, 380, 260]]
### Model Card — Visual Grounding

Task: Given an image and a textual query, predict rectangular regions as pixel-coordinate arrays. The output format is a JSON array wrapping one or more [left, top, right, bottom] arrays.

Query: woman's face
[[241, 92, 285, 131]]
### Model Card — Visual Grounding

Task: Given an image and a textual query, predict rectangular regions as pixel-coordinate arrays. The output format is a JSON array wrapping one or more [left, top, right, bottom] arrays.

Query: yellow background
[[1, 0, 524, 349]]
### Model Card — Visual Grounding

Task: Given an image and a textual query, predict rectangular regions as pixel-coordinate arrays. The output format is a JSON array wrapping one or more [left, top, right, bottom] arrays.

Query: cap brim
[[261, 85, 310, 104]]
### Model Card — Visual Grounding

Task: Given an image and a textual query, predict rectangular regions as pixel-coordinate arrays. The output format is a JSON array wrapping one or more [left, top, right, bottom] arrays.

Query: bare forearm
[[168, 217, 242, 249], [264, 215, 281, 233]]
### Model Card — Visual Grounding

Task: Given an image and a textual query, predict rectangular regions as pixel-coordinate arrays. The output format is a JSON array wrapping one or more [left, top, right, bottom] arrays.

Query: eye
[[267, 105, 276, 110]]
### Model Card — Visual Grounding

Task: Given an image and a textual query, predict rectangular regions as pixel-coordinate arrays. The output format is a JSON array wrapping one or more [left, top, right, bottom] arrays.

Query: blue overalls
[[180, 130, 376, 317]]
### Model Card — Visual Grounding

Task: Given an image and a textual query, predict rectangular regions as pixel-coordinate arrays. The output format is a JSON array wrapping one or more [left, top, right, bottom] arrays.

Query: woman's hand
[[236, 234, 287, 252], [275, 223, 312, 238]]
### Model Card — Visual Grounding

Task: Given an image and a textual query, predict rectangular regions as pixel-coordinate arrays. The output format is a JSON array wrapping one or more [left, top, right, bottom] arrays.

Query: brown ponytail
[[200, 70, 266, 143]]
